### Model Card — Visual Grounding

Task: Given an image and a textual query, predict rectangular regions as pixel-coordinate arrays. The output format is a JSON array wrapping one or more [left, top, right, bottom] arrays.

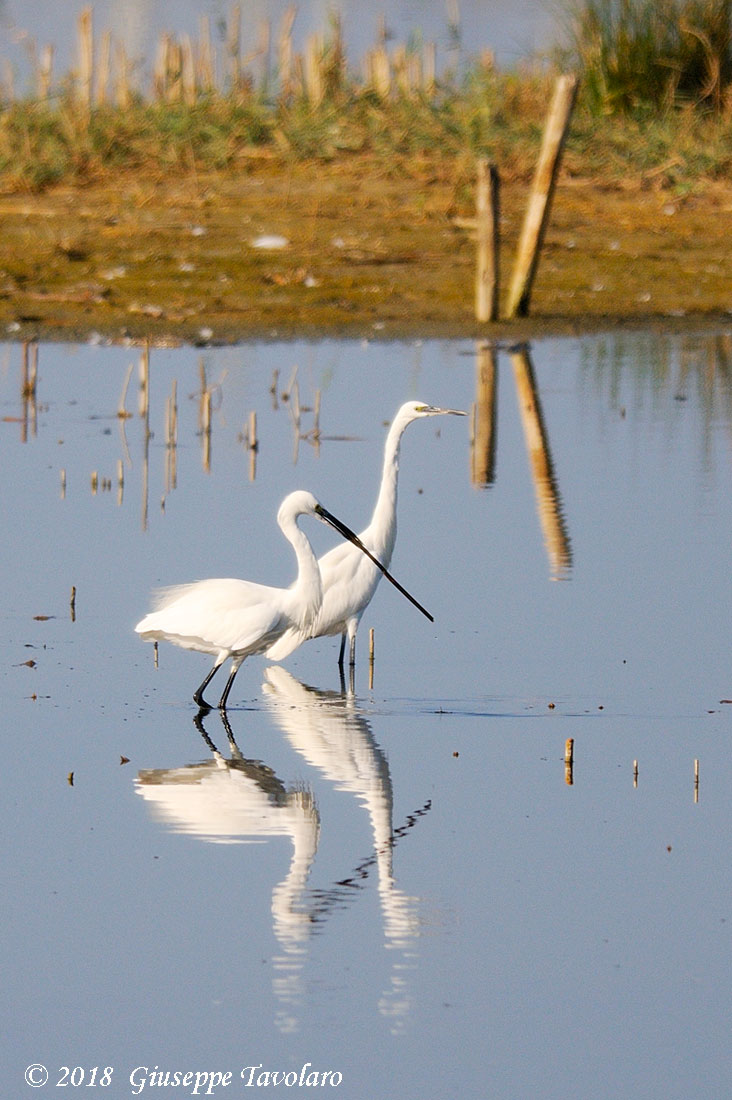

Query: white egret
[[267, 402, 465, 668], [135, 490, 431, 710]]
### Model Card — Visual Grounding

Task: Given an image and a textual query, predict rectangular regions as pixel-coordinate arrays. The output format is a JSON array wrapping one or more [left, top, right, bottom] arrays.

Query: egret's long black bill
[[317, 505, 434, 623]]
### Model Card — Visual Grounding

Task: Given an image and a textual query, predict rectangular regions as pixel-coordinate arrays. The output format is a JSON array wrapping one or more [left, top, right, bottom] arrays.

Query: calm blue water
[[2, 331, 731, 1099]]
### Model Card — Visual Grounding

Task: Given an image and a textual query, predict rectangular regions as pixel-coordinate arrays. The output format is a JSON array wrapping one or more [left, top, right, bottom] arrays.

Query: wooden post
[[505, 74, 578, 319], [227, 4, 241, 91], [114, 41, 131, 109], [181, 35, 196, 106], [278, 7, 296, 100], [423, 42, 436, 95], [77, 7, 93, 116], [95, 30, 110, 105], [475, 159, 500, 323], [197, 16, 215, 93], [304, 33, 325, 104]]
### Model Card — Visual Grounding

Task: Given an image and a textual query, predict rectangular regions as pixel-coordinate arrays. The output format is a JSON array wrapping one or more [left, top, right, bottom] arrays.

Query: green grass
[[562, 0, 732, 114]]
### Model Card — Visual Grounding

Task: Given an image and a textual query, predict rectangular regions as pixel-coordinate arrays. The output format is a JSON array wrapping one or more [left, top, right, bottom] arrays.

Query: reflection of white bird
[[262, 666, 421, 950], [135, 490, 427, 710], [135, 711, 321, 952], [267, 402, 465, 669]]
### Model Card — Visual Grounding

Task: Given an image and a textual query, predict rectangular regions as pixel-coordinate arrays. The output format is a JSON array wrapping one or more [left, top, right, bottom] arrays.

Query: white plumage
[[136, 488, 428, 710], [267, 402, 465, 667]]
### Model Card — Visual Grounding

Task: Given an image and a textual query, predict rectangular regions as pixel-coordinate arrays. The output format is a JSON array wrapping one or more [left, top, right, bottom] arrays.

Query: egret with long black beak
[[267, 402, 465, 668]]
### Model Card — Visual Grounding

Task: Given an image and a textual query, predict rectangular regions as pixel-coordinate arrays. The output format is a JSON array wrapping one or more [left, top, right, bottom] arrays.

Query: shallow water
[[2, 331, 731, 1099]]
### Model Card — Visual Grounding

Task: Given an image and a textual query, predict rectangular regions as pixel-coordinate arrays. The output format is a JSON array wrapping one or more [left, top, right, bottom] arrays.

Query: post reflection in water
[[470, 341, 572, 580], [470, 341, 498, 487], [510, 344, 572, 580], [134, 675, 427, 1034]]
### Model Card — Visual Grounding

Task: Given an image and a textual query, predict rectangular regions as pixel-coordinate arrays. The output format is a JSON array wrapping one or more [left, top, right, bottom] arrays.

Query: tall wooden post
[[77, 7, 93, 117], [475, 159, 500, 323], [505, 74, 578, 319]]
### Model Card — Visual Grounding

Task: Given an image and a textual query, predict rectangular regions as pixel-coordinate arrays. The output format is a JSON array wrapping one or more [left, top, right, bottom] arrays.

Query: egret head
[[398, 401, 466, 423]]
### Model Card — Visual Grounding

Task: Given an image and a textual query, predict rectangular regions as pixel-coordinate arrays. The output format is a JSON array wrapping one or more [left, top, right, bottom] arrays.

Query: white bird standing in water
[[267, 402, 465, 669], [135, 490, 431, 710]]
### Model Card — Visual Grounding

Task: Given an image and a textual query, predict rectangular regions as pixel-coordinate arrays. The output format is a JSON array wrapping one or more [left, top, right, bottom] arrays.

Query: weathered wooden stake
[[475, 159, 500, 323], [181, 35, 196, 106], [227, 4, 241, 91], [505, 73, 578, 319], [114, 41, 131, 109], [95, 30, 110, 105], [278, 8, 296, 100], [197, 16, 215, 93], [77, 7, 93, 115]]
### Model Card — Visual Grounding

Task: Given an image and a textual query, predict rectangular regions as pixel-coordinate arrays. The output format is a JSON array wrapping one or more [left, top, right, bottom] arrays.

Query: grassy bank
[[0, 5, 730, 341]]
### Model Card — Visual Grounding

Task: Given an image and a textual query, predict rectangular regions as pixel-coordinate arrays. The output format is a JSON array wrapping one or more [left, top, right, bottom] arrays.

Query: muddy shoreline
[[2, 161, 730, 345]]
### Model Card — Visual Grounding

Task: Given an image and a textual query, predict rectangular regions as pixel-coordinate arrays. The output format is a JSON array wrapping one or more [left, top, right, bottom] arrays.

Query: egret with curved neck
[[267, 402, 465, 669]]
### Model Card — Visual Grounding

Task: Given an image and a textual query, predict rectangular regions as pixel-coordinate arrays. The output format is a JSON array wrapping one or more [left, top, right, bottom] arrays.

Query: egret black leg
[[193, 661, 221, 711], [338, 661, 355, 697], [349, 632, 357, 668], [337, 634, 347, 669], [218, 658, 243, 710]]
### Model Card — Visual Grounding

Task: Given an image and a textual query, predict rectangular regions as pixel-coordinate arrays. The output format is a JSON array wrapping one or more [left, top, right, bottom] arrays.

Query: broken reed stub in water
[[561, 739, 572, 783]]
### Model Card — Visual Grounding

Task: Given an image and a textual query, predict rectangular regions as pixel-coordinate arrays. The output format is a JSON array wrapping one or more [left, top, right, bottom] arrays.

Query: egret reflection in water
[[135, 678, 428, 1033], [261, 667, 427, 1034], [135, 710, 321, 951]]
